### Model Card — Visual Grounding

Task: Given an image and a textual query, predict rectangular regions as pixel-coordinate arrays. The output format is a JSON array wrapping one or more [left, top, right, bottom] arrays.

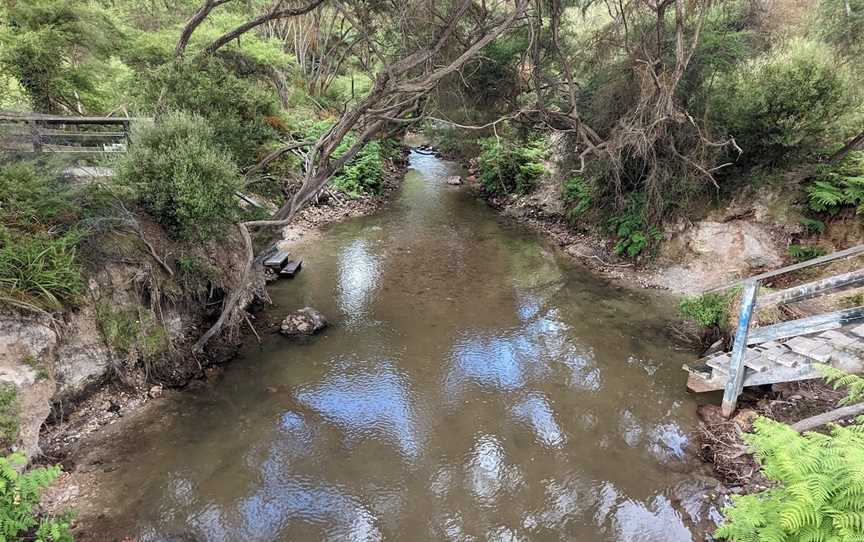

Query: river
[[88, 152, 718, 541]]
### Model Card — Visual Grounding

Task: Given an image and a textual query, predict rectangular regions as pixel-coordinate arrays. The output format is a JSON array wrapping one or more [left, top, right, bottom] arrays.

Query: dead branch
[[790, 402, 864, 432]]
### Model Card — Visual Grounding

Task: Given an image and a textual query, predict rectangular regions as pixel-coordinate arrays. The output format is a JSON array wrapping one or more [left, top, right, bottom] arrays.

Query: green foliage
[[807, 151, 864, 214], [330, 138, 386, 198], [715, 416, 864, 541], [117, 111, 241, 241], [817, 0, 864, 61], [680, 292, 732, 328], [712, 38, 855, 160], [138, 57, 279, 165], [561, 175, 594, 223], [819, 366, 864, 406], [0, 161, 73, 229], [477, 136, 547, 195], [788, 244, 827, 262], [0, 385, 18, 451], [0, 0, 122, 113], [0, 453, 72, 542], [799, 217, 826, 234], [95, 303, 169, 363], [0, 228, 84, 311], [607, 195, 662, 258]]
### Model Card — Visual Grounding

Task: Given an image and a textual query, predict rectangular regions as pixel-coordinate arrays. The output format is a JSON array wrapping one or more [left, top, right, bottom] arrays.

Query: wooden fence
[[0, 114, 150, 154]]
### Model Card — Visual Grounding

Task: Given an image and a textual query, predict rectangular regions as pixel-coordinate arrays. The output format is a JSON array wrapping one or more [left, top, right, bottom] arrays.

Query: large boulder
[[280, 308, 328, 337]]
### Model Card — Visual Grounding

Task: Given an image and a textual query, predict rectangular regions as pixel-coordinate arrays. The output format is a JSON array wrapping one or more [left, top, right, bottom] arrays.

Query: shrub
[[680, 292, 732, 328], [715, 416, 864, 541], [799, 217, 826, 234], [330, 138, 385, 198], [807, 151, 864, 214], [117, 111, 241, 241], [788, 244, 827, 262], [561, 175, 594, 224], [607, 195, 662, 258], [0, 453, 72, 541], [477, 136, 546, 195], [712, 38, 855, 160], [0, 228, 84, 311], [138, 57, 278, 165]]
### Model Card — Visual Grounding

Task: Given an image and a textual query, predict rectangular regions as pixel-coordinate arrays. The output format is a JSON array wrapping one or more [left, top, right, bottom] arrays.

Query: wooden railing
[[0, 114, 150, 154], [719, 245, 864, 416]]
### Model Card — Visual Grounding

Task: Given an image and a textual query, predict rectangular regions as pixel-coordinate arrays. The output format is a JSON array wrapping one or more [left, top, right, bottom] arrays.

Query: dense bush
[[679, 292, 732, 328], [477, 136, 546, 195], [0, 453, 72, 541], [607, 195, 661, 258], [117, 112, 241, 241], [561, 175, 594, 224], [139, 58, 279, 165], [330, 138, 386, 198], [712, 39, 855, 160], [788, 244, 827, 262], [807, 151, 864, 214]]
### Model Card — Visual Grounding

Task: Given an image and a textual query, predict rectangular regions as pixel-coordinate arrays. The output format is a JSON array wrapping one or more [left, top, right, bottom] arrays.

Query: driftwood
[[791, 402, 864, 432]]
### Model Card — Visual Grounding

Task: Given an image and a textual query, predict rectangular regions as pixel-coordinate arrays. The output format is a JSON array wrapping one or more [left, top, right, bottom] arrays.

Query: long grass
[[0, 230, 84, 311]]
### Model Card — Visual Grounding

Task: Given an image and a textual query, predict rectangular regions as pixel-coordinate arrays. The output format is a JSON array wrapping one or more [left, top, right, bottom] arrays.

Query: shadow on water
[[96, 152, 715, 541]]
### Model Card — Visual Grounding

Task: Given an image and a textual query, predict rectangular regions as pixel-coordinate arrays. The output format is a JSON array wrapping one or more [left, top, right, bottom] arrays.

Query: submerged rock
[[280, 308, 328, 337], [445, 175, 463, 186]]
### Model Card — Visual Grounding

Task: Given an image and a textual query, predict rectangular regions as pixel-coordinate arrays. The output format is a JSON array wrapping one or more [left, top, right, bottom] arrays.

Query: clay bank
[[53, 151, 722, 541]]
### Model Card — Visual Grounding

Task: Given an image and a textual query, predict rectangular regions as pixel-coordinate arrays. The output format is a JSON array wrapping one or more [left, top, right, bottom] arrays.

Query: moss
[[0, 384, 19, 450], [95, 303, 169, 363]]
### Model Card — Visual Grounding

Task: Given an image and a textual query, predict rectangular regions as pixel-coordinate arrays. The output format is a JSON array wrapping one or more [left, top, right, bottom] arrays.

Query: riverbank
[[35, 154, 409, 538]]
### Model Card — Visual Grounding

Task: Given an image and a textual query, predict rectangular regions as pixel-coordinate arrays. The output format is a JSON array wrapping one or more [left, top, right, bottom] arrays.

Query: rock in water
[[445, 175, 463, 186], [280, 308, 328, 337]]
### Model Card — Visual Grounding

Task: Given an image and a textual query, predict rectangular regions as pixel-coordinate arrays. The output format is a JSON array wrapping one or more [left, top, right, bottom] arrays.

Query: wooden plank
[[704, 245, 864, 293], [263, 251, 290, 269], [818, 329, 858, 347], [279, 260, 303, 277], [747, 306, 864, 345], [722, 280, 759, 417], [743, 351, 769, 372], [688, 360, 824, 392], [758, 268, 864, 308], [706, 355, 731, 375], [785, 337, 834, 363]]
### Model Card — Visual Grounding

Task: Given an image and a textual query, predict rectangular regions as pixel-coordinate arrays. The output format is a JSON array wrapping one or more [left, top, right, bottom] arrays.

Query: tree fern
[[808, 151, 864, 214], [715, 417, 864, 541], [818, 365, 864, 405]]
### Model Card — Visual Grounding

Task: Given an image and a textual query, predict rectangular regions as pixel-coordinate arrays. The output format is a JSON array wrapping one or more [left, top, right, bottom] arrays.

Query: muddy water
[[100, 153, 716, 541]]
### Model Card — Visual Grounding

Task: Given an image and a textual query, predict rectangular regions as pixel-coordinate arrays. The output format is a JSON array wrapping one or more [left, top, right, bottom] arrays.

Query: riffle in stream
[[86, 152, 719, 541]]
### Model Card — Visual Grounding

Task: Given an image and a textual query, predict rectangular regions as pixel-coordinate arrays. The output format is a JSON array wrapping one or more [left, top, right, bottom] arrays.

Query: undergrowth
[[477, 136, 546, 195], [0, 453, 72, 542], [0, 384, 18, 452], [807, 151, 864, 215], [679, 291, 733, 328]]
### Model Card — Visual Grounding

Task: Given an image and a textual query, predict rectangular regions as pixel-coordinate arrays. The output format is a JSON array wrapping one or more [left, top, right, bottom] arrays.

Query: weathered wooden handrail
[[722, 280, 759, 417], [758, 268, 864, 308], [1, 114, 151, 154], [718, 246, 864, 416], [705, 244, 864, 293]]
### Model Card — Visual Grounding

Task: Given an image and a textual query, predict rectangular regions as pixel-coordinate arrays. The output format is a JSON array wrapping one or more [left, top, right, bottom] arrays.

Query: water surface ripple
[[107, 152, 709, 541]]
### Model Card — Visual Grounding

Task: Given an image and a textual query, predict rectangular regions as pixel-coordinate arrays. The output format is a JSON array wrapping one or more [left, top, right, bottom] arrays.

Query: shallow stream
[[96, 153, 716, 541]]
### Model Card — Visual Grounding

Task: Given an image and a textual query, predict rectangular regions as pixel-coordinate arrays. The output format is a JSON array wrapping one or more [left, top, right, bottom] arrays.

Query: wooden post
[[722, 280, 760, 418], [29, 120, 42, 152], [122, 120, 131, 148]]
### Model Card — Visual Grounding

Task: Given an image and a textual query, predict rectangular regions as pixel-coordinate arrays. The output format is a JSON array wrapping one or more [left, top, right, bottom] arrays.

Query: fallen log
[[790, 402, 864, 432]]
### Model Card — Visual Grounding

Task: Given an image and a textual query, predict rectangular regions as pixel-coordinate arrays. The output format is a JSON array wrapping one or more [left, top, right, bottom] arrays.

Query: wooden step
[[279, 259, 303, 277], [819, 329, 858, 348], [706, 354, 730, 375], [264, 250, 291, 269], [743, 351, 769, 372], [785, 336, 834, 363]]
